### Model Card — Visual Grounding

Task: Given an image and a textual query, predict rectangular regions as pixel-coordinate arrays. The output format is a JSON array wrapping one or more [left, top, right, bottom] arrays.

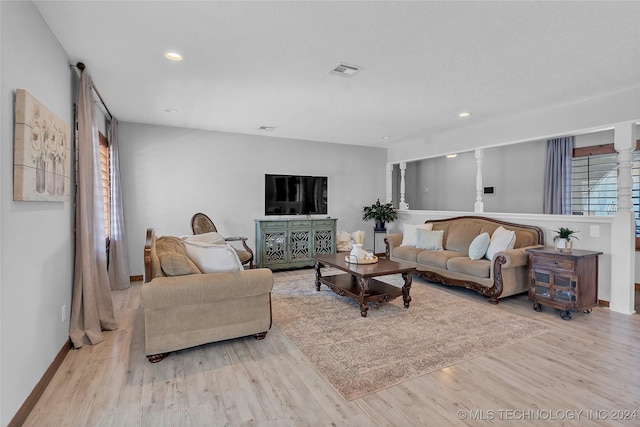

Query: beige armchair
[[142, 228, 272, 362], [191, 212, 254, 269]]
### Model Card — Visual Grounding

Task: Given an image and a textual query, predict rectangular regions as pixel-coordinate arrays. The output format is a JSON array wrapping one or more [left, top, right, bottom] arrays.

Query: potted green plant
[[553, 227, 579, 252], [362, 199, 398, 231]]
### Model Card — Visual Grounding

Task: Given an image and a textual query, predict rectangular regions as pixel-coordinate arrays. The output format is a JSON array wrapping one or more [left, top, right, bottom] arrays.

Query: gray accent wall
[[404, 140, 545, 213], [400, 129, 623, 214], [118, 123, 388, 275], [0, 2, 75, 424]]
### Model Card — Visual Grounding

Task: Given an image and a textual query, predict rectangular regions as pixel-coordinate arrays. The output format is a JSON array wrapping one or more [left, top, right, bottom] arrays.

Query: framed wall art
[[14, 89, 71, 202]]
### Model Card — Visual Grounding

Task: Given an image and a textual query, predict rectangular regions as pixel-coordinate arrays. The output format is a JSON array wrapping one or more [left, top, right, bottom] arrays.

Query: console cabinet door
[[289, 220, 313, 263], [312, 220, 337, 255]]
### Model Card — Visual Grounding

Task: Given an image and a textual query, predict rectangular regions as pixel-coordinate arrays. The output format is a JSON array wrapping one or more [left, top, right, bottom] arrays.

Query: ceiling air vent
[[329, 63, 364, 78]]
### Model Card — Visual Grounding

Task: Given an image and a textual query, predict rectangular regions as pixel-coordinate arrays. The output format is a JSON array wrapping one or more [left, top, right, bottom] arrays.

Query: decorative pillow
[[182, 240, 243, 273], [159, 252, 201, 276], [485, 226, 516, 260], [182, 231, 226, 245], [415, 229, 444, 250], [401, 223, 434, 246], [468, 232, 490, 260]]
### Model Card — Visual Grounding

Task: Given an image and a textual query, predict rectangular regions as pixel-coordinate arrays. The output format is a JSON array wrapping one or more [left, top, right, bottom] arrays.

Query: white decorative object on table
[[349, 243, 367, 261]]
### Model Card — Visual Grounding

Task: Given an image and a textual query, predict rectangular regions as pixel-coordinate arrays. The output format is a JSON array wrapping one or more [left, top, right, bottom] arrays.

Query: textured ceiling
[[34, 1, 640, 147]]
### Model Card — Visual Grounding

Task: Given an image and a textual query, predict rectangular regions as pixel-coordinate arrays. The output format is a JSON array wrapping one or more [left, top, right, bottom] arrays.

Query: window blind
[[99, 133, 110, 241]]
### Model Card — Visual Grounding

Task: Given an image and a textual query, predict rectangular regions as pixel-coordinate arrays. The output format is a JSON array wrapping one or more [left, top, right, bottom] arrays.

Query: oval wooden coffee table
[[312, 253, 416, 317]]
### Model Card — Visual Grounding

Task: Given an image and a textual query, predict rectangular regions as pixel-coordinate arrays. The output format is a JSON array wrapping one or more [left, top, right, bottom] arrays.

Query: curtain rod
[[74, 62, 113, 120]]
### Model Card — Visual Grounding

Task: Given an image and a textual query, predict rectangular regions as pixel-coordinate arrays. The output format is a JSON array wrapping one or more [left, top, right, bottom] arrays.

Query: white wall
[[0, 2, 75, 424], [118, 123, 388, 276]]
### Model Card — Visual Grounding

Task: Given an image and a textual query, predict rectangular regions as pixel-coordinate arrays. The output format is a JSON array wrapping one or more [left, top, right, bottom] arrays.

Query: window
[[99, 132, 111, 247], [571, 142, 640, 250], [571, 144, 617, 216]]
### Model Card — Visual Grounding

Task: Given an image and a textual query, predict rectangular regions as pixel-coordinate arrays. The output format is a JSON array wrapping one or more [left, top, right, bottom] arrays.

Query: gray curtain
[[69, 70, 117, 348], [107, 119, 131, 290], [543, 136, 574, 214]]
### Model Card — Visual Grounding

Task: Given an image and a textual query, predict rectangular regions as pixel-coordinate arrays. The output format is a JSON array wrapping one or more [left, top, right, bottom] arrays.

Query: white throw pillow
[[401, 223, 434, 246], [415, 229, 444, 250], [485, 226, 516, 260], [182, 231, 226, 245], [468, 232, 490, 260], [182, 237, 243, 273]]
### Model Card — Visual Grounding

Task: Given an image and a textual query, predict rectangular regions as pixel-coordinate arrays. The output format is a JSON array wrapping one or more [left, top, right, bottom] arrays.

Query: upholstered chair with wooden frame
[[190, 212, 254, 269]]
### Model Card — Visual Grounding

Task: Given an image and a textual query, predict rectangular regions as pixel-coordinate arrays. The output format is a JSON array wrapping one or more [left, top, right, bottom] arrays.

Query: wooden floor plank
[[22, 274, 640, 426]]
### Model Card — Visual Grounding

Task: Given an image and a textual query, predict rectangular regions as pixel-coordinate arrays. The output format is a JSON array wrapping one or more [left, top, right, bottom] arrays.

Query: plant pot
[[555, 238, 573, 253], [374, 220, 386, 232]]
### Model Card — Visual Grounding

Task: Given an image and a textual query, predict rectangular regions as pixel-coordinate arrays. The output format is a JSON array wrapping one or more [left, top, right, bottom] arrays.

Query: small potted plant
[[362, 199, 398, 232], [553, 227, 579, 253]]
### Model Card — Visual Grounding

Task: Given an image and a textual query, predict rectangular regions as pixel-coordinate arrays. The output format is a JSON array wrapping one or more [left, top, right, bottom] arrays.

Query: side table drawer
[[530, 255, 575, 273]]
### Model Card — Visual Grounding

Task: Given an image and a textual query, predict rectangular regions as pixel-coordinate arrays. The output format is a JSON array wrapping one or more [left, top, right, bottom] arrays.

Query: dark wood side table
[[526, 247, 603, 320]]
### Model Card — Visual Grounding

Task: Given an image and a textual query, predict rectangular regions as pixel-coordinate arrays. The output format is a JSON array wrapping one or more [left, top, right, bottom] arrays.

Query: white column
[[386, 163, 393, 204], [610, 121, 636, 314], [398, 162, 409, 210], [474, 148, 484, 213]]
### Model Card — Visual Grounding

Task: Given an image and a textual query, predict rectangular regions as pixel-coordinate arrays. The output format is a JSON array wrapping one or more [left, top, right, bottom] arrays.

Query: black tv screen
[[265, 174, 328, 216]]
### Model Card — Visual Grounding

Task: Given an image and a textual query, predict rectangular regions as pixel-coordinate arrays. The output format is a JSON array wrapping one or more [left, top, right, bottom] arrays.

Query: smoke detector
[[329, 63, 364, 78]]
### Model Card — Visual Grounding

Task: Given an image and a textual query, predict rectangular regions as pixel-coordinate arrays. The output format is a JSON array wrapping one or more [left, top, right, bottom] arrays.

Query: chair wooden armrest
[[224, 237, 254, 268]]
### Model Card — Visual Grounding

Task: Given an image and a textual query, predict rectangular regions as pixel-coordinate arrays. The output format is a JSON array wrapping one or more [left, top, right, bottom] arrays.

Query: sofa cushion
[[416, 229, 444, 250], [447, 257, 491, 278], [416, 250, 464, 269], [401, 223, 433, 247], [443, 221, 482, 254], [156, 235, 190, 256], [468, 232, 490, 260], [159, 252, 201, 276], [485, 226, 516, 260], [392, 246, 424, 263], [154, 236, 193, 278]]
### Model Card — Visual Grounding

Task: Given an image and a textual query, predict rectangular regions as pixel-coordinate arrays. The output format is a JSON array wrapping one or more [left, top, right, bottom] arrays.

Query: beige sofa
[[385, 216, 543, 304], [142, 228, 273, 362]]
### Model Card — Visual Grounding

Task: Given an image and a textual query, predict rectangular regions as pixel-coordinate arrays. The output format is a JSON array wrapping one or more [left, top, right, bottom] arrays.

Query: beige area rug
[[271, 269, 553, 401]]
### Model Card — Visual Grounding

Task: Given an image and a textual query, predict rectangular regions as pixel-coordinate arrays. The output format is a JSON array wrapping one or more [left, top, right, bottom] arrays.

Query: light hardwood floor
[[25, 271, 640, 426]]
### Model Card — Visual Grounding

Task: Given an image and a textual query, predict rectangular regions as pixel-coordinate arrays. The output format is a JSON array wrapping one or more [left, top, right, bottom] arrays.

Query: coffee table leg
[[359, 277, 369, 317], [314, 261, 323, 291], [402, 272, 412, 308]]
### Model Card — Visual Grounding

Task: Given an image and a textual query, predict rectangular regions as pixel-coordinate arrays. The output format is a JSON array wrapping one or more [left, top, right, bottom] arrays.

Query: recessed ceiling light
[[458, 112, 472, 118], [164, 52, 184, 61], [381, 136, 391, 140], [446, 154, 458, 158], [164, 108, 178, 113], [259, 126, 275, 131]]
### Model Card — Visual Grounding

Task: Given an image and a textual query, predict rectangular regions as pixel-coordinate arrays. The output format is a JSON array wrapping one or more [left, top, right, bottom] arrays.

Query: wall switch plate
[[61, 305, 67, 322], [590, 225, 600, 238]]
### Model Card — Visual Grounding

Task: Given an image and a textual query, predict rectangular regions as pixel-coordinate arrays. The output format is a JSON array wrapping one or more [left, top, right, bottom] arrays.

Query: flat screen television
[[265, 174, 328, 216]]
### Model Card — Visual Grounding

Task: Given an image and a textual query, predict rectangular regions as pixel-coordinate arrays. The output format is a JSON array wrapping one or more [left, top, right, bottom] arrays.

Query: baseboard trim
[[8, 340, 71, 427], [598, 299, 610, 308], [130, 275, 143, 282]]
